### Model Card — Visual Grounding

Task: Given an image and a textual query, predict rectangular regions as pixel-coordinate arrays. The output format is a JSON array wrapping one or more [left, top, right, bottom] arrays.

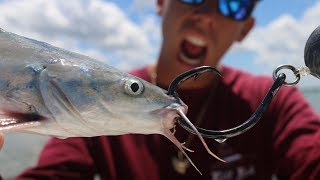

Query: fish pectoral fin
[[39, 65, 81, 118], [0, 112, 43, 131]]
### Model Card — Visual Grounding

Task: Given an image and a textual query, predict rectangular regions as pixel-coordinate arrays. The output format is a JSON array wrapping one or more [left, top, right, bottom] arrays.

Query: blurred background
[[1, 0, 320, 178]]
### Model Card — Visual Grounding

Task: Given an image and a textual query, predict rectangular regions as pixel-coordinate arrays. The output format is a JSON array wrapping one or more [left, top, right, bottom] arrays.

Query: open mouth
[[179, 35, 207, 66]]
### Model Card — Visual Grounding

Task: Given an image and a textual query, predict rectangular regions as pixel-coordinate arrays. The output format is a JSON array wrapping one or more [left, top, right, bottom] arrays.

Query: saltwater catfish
[[0, 28, 223, 173]]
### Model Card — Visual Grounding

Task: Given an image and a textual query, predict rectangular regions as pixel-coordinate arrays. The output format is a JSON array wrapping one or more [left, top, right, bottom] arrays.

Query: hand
[[0, 132, 3, 150]]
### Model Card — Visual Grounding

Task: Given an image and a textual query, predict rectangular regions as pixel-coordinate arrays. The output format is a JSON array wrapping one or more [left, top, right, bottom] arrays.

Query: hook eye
[[167, 66, 222, 98], [273, 64, 301, 86]]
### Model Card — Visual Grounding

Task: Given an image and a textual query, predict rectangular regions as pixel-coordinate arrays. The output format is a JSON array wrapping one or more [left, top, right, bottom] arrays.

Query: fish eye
[[124, 78, 144, 96]]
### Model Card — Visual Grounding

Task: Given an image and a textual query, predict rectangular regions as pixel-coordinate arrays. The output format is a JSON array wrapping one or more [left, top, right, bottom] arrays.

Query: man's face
[[157, 0, 255, 87]]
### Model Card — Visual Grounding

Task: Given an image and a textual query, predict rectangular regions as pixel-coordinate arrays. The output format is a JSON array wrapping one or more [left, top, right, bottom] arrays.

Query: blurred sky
[[0, 0, 320, 87]]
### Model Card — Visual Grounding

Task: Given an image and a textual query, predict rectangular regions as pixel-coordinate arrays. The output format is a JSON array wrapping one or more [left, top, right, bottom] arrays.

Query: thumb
[[0, 132, 4, 150]]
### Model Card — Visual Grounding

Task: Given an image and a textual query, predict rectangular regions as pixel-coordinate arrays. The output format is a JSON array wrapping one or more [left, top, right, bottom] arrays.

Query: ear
[[237, 17, 255, 42], [156, 0, 165, 16]]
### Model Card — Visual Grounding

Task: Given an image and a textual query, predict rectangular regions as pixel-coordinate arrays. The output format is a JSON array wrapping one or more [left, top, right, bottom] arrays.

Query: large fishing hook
[[168, 66, 287, 140]]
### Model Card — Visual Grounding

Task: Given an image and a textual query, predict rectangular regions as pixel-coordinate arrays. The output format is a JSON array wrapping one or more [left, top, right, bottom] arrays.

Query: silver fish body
[[0, 29, 225, 173], [0, 28, 184, 138]]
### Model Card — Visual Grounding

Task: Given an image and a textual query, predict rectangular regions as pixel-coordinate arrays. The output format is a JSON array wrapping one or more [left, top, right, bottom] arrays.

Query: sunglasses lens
[[178, 0, 254, 21], [218, 0, 254, 20], [179, 0, 204, 5]]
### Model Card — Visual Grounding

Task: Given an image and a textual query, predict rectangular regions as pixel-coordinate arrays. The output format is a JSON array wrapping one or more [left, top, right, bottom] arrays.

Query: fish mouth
[[178, 34, 207, 66], [160, 103, 225, 174], [159, 103, 188, 130]]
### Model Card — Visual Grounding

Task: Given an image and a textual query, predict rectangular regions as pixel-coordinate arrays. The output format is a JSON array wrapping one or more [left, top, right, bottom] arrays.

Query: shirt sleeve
[[271, 86, 320, 179], [16, 137, 96, 179]]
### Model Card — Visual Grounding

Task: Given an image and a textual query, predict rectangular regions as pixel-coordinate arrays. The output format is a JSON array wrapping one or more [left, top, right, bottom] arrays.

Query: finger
[[0, 132, 4, 150]]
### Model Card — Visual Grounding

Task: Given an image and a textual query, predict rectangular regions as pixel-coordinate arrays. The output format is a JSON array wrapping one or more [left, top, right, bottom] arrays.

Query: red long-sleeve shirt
[[17, 66, 320, 179]]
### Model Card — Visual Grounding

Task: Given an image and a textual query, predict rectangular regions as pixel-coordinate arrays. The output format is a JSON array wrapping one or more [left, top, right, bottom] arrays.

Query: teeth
[[185, 36, 206, 47], [179, 53, 202, 65]]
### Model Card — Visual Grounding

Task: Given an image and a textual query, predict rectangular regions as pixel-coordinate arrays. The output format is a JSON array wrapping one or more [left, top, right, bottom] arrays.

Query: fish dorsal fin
[[0, 111, 42, 131]]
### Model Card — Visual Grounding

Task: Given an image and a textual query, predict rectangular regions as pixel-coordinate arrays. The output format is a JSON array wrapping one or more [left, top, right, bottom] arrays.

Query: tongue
[[182, 40, 206, 59]]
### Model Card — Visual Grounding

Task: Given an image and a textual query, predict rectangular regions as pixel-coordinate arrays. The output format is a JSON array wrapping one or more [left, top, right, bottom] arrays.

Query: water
[[301, 88, 320, 112], [0, 133, 48, 179], [0, 88, 319, 179]]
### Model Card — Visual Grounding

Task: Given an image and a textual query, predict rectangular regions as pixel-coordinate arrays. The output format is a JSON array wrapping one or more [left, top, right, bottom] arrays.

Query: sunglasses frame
[[177, 0, 260, 21]]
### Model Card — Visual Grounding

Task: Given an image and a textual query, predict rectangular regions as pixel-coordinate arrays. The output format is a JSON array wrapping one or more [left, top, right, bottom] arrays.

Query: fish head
[[95, 71, 188, 135], [38, 62, 188, 136]]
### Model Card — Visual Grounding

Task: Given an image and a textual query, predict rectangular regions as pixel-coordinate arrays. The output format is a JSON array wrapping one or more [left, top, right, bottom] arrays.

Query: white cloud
[[0, 0, 160, 70], [233, 1, 320, 75]]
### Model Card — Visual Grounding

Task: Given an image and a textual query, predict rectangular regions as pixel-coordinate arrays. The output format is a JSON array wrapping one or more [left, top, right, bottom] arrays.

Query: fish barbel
[[0, 28, 223, 173]]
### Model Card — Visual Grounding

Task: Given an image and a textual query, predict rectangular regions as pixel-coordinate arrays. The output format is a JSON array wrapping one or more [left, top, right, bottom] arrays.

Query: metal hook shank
[[167, 66, 222, 98], [177, 73, 286, 140]]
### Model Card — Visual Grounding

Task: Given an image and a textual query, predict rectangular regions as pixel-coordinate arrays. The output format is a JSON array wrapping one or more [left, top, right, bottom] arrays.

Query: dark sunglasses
[[178, 0, 259, 21]]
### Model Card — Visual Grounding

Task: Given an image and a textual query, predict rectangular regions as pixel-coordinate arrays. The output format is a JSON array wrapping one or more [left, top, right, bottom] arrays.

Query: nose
[[192, 1, 220, 23]]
